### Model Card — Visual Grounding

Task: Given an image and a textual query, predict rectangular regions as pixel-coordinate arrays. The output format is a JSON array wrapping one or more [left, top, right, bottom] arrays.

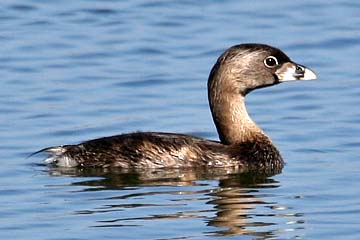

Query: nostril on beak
[[295, 65, 305, 78], [295, 65, 305, 73], [296, 65, 304, 73]]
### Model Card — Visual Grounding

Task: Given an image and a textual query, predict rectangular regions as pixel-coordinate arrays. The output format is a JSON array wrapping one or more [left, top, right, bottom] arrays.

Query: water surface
[[1, 0, 360, 239]]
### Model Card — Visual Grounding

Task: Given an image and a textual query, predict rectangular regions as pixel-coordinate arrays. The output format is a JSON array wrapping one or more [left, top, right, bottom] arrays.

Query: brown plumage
[[36, 43, 317, 170]]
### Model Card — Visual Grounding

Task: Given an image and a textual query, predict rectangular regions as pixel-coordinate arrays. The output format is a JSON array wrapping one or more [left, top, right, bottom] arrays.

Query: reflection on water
[[45, 167, 304, 238], [208, 184, 304, 238], [3, 0, 359, 239]]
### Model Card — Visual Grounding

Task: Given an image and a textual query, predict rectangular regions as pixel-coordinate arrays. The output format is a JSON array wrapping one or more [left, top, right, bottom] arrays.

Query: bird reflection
[[208, 176, 281, 237], [44, 166, 304, 238]]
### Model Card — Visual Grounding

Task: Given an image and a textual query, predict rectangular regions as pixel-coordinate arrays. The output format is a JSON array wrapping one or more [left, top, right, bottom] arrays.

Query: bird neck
[[209, 91, 268, 145]]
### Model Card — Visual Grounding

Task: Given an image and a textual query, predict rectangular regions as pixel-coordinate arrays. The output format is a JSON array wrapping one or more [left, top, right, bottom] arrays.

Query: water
[[1, 0, 360, 239]]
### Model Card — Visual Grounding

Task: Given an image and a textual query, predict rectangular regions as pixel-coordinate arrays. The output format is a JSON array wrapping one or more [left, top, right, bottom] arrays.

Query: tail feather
[[29, 146, 79, 167], [29, 146, 65, 156]]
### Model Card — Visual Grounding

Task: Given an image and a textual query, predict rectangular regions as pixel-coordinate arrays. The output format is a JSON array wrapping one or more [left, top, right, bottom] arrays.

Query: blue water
[[1, 0, 360, 239]]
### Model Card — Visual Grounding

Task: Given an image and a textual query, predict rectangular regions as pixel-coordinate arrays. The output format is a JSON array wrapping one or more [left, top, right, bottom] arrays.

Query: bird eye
[[264, 56, 278, 68]]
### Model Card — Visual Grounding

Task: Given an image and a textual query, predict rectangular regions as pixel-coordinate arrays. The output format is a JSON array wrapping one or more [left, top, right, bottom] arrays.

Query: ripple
[[9, 4, 38, 12], [81, 8, 118, 16], [1, 1, 360, 240]]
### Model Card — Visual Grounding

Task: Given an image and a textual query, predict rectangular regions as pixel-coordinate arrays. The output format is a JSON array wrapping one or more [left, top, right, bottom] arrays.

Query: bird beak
[[275, 62, 317, 82]]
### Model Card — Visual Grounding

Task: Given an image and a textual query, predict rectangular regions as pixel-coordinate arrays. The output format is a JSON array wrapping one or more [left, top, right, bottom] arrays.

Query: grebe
[[36, 43, 316, 170]]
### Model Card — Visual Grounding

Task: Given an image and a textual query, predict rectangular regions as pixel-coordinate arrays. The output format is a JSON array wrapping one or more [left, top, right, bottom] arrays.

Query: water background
[[1, 0, 360, 239]]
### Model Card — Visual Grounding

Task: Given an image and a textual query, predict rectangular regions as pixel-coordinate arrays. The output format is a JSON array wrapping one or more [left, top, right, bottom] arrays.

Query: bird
[[34, 43, 317, 171]]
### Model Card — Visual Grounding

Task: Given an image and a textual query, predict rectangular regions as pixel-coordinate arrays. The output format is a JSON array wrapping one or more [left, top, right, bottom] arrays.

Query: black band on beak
[[294, 65, 305, 78], [275, 62, 317, 82]]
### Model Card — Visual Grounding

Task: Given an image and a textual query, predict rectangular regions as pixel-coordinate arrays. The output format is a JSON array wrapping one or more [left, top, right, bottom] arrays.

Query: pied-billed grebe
[[36, 43, 316, 170]]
